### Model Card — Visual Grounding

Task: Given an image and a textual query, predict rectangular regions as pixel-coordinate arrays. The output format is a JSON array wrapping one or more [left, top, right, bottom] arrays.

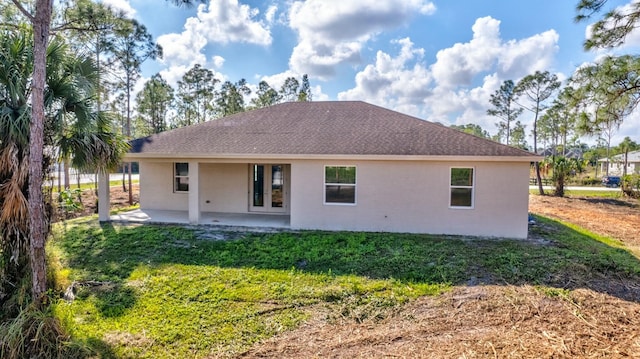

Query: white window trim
[[324, 165, 357, 206], [174, 162, 189, 193], [449, 166, 475, 209]]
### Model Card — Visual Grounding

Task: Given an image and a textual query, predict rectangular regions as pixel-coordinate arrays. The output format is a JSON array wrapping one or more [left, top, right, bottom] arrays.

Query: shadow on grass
[[579, 196, 639, 208], [53, 216, 640, 305], [73, 283, 137, 318]]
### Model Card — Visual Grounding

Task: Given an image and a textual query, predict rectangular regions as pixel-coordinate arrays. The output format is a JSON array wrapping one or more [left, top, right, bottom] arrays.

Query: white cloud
[[498, 30, 559, 78], [157, 27, 208, 66], [288, 0, 436, 79], [193, 0, 272, 46], [338, 16, 561, 138], [211, 56, 225, 69], [338, 38, 432, 116], [265, 5, 278, 25], [431, 17, 502, 89], [432, 17, 559, 89], [156, 0, 271, 71], [100, 0, 136, 18]]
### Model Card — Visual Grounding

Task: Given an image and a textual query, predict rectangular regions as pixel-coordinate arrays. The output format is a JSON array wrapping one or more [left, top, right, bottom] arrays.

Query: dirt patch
[[237, 285, 640, 359], [529, 193, 640, 251], [234, 193, 640, 359], [52, 184, 139, 222]]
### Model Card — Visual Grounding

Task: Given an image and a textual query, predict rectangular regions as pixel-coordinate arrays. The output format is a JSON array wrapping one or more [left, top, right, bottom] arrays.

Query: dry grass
[[238, 285, 640, 358], [235, 193, 640, 359], [529, 194, 640, 252]]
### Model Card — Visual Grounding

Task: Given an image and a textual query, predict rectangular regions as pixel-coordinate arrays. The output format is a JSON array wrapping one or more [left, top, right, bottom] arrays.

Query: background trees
[[450, 123, 491, 139], [176, 64, 218, 126], [515, 71, 561, 194], [108, 18, 160, 204], [136, 73, 174, 135], [570, 55, 640, 175], [487, 80, 523, 146]]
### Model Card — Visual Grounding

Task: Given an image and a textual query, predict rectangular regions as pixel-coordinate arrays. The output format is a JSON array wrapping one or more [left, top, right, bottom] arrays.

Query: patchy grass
[[48, 216, 640, 358], [563, 189, 626, 198], [48, 180, 136, 193], [529, 188, 624, 198]]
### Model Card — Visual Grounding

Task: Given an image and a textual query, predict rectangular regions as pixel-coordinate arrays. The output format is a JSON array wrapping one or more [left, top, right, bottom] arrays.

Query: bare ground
[[67, 188, 640, 358], [238, 286, 640, 359], [236, 194, 640, 359], [52, 184, 139, 222], [529, 193, 640, 251]]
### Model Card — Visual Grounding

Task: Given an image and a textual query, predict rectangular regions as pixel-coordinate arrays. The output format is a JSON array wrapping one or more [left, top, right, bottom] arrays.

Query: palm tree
[[546, 156, 584, 197], [0, 28, 36, 312], [0, 29, 126, 313], [7, 0, 202, 309], [617, 137, 639, 180]]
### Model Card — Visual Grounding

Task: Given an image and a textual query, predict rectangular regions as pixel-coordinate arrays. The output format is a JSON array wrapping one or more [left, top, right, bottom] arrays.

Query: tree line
[[135, 70, 312, 137], [450, 62, 640, 197]]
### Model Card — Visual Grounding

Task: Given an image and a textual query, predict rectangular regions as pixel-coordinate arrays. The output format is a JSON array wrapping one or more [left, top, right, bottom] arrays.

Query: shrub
[[622, 174, 640, 198], [0, 304, 87, 359], [580, 177, 601, 186], [56, 188, 83, 219]]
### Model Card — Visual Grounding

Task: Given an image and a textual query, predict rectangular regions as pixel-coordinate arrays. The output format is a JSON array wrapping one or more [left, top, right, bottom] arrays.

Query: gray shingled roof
[[605, 150, 640, 162], [129, 101, 538, 158]]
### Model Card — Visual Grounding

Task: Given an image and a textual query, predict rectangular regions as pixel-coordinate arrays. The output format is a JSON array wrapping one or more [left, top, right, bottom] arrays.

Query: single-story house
[[101, 101, 540, 239], [598, 150, 640, 176]]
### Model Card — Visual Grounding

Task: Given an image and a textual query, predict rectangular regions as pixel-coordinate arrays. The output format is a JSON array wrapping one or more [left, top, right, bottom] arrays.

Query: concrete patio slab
[[110, 209, 290, 229]]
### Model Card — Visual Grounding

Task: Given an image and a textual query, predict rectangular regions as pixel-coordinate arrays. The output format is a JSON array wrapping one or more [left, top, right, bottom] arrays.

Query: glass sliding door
[[271, 165, 283, 208], [252, 164, 264, 207], [250, 164, 287, 213]]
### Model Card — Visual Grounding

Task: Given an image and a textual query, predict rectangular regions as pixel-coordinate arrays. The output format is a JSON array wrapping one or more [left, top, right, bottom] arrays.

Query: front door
[[250, 164, 287, 213]]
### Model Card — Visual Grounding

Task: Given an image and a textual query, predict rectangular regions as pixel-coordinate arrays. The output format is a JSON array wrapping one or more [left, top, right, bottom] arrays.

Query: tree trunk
[[57, 159, 61, 193], [555, 175, 565, 197], [28, 0, 53, 307], [122, 166, 127, 192], [128, 162, 133, 205], [126, 71, 133, 205], [533, 109, 544, 195], [64, 157, 70, 189], [535, 162, 544, 195]]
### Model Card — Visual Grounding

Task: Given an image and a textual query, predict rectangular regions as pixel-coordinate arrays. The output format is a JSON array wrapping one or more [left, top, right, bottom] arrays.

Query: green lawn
[[49, 216, 640, 358]]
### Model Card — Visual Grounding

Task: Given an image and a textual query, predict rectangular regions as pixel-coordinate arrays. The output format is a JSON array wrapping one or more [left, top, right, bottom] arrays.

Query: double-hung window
[[174, 162, 189, 192], [324, 166, 356, 204], [450, 167, 474, 208]]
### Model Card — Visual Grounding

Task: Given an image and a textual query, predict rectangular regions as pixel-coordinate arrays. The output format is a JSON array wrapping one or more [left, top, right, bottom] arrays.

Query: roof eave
[[124, 153, 542, 163]]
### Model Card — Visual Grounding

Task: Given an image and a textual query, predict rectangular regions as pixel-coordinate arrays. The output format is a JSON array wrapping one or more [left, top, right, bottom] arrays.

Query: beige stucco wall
[[289, 160, 531, 239], [139, 161, 250, 212], [200, 163, 249, 212], [139, 158, 531, 239], [139, 162, 189, 211]]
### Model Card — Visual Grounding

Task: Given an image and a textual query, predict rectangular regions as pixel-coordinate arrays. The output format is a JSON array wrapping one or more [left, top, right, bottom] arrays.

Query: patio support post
[[188, 161, 200, 224], [98, 171, 110, 222]]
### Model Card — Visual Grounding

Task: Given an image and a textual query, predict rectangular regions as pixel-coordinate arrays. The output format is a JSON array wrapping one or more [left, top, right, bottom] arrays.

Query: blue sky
[[104, 0, 638, 145]]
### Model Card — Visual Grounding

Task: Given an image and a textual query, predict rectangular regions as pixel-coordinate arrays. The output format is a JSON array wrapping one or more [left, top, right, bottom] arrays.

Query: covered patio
[[110, 209, 291, 229]]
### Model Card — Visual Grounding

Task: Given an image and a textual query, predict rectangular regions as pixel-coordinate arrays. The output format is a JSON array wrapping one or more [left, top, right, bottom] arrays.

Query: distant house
[[598, 150, 640, 176], [104, 101, 540, 239]]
